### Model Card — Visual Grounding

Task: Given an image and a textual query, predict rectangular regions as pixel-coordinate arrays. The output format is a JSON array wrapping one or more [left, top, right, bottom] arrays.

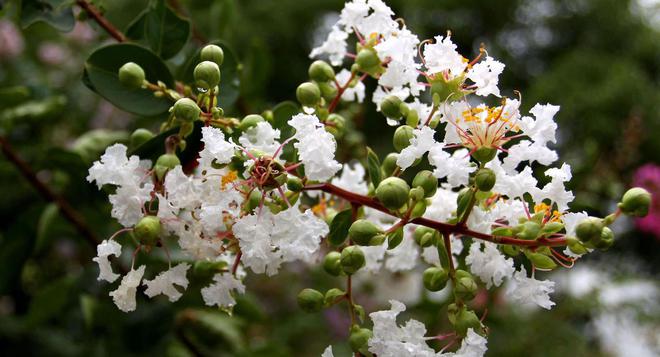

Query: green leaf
[[26, 275, 76, 327], [327, 209, 353, 246], [126, 0, 191, 60], [83, 43, 174, 116], [180, 309, 245, 352], [21, 0, 74, 32], [181, 40, 241, 108], [366, 147, 382, 188], [270, 101, 299, 162]]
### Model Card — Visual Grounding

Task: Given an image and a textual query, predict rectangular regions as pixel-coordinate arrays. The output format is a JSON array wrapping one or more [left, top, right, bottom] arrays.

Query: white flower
[[163, 166, 200, 212], [562, 211, 589, 237], [423, 186, 458, 222], [336, 69, 365, 103], [533, 163, 574, 211], [466, 56, 505, 97], [368, 300, 437, 357], [466, 241, 515, 288], [199, 127, 235, 170], [143, 263, 190, 302], [332, 162, 369, 195], [373, 86, 411, 113], [503, 140, 558, 172], [357, 0, 397, 36], [201, 272, 246, 308], [288, 113, 341, 181], [339, 0, 369, 30], [451, 328, 488, 357], [397, 126, 437, 170], [110, 266, 145, 312], [423, 35, 467, 76], [505, 267, 555, 310], [321, 345, 335, 357], [487, 159, 538, 199], [310, 25, 348, 66], [385, 236, 418, 272], [428, 147, 475, 188], [108, 182, 154, 227], [92, 239, 122, 283], [238, 121, 282, 158], [519, 104, 559, 147]]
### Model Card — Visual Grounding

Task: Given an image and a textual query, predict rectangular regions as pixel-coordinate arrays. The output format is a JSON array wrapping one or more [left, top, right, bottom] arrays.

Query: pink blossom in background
[[0, 20, 24, 59], [632, 164, 660, 238]]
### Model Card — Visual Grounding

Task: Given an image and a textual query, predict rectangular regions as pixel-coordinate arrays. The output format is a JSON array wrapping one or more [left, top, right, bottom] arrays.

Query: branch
[[76, 0, 126, 42], [0, 136, 100, 247], [303, 182, 567, 248], [328, 72, 357, 113]]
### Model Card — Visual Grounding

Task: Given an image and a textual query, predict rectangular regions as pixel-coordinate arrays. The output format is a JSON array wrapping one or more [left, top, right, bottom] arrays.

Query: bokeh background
[[0, 0, 659, 355]]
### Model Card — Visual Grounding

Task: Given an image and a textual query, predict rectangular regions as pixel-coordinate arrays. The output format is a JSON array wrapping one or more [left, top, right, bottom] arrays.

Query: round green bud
[[308, 60, 335, 82], [247, 189, 262, 211], [381, 153, 399, 176], [474, 168, 496, 192], [414, 226, 438, 248], [130, 128, 154, 148], [381, 95, 405, 119], [133, 216, 161, 246], [618, 187, 651, 217], [340, 246, 366, 275], [318, 81, 338, 101], [296, 81, 321, 107], [472, 146, 497, 164], [194, 61, 221, 89], [349, 219, 383, 246], [356, 48, 380, 70], [501, 244, 520, 257], [526, 252, 557, 270], [375, 177, 410, 210], [454, 270, 477, 301], [325, 113, 346, 138], [393, 125, 414, 152], [200, 44, 224, 67], [575, 217, 604, 243], [155, 153, 181, 180], [297, 288, 324, 313], [118, 62, 145, 90], [286, 176, 304, 192], [172, 98, 201, 122], [412, 170, 438, 198], [387, 227, 404, 249], [323, 252, 343, 276], [567, 237, 589, 255], [452, 307, 483, 337], [423, 267, 449, 292], [324, 288, 346, 305], [594, 227, 615, 250], [409, 187, 425, 201], [238, 114, 265, 131], [516, 220, 541, 240], [406, 108, 419, 127], [410, 200, 427, 219], [349, 326, 373, 354]]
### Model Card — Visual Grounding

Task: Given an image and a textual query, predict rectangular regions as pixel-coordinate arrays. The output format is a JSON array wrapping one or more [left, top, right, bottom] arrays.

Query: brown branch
[[0, 136, 100, 247], [328, 72, 357, 113], [303, 182, 567, 248], [76, 0, 126, 42]]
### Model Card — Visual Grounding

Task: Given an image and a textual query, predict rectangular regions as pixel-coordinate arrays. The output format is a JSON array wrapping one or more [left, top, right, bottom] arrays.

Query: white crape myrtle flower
[[373, 86, 411, 118], [309, 25, 348, 66], [332, 162, 369, 195], [384, 234, 419, 272], [561, 211, 592, 258], [424, 186, 458, 222], [288, 113, 341, 181], [163, 166, 201, 212], [505, 267, 556, 310], [423, 34, 467, 77], [361, 243, 388, 272], [356, 0, 397, 36], [143, 263, 191, 302], [201, 272, 246, 308], [487, 158, 538, 199], [198, 126, 235, 170], [533, 163, 575, 211], [335, 69, 365, 103], [238, 121, 282, 158], [466, 206, 493, 234], [502, 140, 558, 173], [321, 345, 335, 357], [466, 241, 515, 288], [466, 56, 505, 97], [93, 239, 122, 283], [374, 26, 423, 96], [428, 146, 475, 188], [172, 220, 223, 259], [397, 126, 437, 170], [449, 328, 488, 357], [519, 103, 559, 147], [368, 300, 437, 357], [339, 0, 369, 30], [110, 265, 145, 312], [108, 184, 154, 227]]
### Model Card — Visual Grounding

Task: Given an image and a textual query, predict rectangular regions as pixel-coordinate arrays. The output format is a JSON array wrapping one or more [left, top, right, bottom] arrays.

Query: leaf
[[271, 101, 299, 162], [126, 0, 191, 60], [129, 121, 204, 164], [181, 41, 241, 108], [83, 43, 174, 116], [21, 0, 74, 32], [366, 147, 382, 188], [179, 309, 245, 352], [327, 209, 353, 246], [26, 275, 76, 327]]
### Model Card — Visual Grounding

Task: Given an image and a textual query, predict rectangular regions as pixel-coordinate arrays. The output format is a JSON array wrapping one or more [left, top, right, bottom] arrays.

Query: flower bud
[[406, 109, 419, 127], [200, 44, 224, 67], [118, 62, 145, 90], [542, 221, 564, 235], [618, 187, 651, 217], [451, 306, 483, 337], [247, 189, 262, 211], [526, 252, 557, 270], [349, 325, 373, 354], [567, 237, 588, 255], [387, 227, 404, 249], [454, 270, 477, 301], [575, 217, 604, 243], [412, 170, 438, 198], [375, 177, 410, 210], [172, 98, 201, 122], [325, 113, 346, 138], [474, 168, 496, 192], [381, 95, 406, 119], [456, 187, 475, 222], [194, 61, 221, 89], [308, 60, 335, 82], [324, 288, 345, 305], [286, 176, 304, 192], [409, 187, 425, 201], [516, 221, 541, 240], [154, 153, 181, 181], [238, 114, 265, 131], [130, 128, 154, 148], [594, 227, 614, 250], [414, 226, 438, 248], [381, 153, 399, 176], [410, 200, 427, 219], [392, 125, 414, 152], [323, 251, 343, 276], [349, 219, 384, 246], [340, 246, 366, 275], [318, 81, 338, 101], [472, 146, 497, 164], [296, 82, 321, 107], [133, 216, 161, 246], [501, 244, 520, 257], [356, 48, 380, 70], [297, 288, 324, 313], [423, 267, 449, 292]]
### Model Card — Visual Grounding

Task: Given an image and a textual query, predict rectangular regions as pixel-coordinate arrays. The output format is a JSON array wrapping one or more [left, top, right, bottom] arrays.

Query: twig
[[76, 0, 126, 42]]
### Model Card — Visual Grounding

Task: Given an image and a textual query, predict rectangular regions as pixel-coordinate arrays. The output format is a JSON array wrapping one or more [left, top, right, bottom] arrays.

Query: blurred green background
[[0, 0, 658, 356]]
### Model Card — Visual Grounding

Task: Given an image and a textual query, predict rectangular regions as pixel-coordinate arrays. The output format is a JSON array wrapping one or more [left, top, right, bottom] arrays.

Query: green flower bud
[[308, 60, 335, 82], [575, 217, 604, 243], [297, 288, 324, 313], [375, 177, 410, 210], [323, 251, 343, 276], [130, 128, 154, 148], [318, 81, 338, 101], [325, 113, 346, 138], [501, 244, 520, 257], [409, 187, 425, 201], [154, 153, 181, 181], [194, 61, 221, 89], [412, 170, 438, 197], [410, 200, 427, 219], [526, 252, 557, 270], [472, 146, 497, 164], [542, 221, 565, 235], [456, 187, 475, 222], [567, 237, 589, 255], [369, 234, 386, 246], [618, 187, 651, 217], [324, 288, 345, 306], [381, 95, 406, 119], [349, 325, 373, 354], [238, 114, 265, 131], [430, 75, 465, 104], [349, 219, 384, 246], [133, 216, 161, 246], [516, 221, 541, 240], [594, 227, 615, 250], [423, 267, 449, 292], [172, 98, 201, 122], [406, 109, 419, 127], [414, 226, 438, 248], [286, 176, 304, 192], [296, 81, 321, 107], [356, 48, 380, 70], [387, 227, 404, 249], [451, 306, 483, 337], [340, 246, 366, 275], [118, 62, 145, 90], [393, 125, 414, 152], [474, 168, 496, 192], [200, 44, 224, 67], [454, 269, 477, 301], [381, 153, 399, 176]]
